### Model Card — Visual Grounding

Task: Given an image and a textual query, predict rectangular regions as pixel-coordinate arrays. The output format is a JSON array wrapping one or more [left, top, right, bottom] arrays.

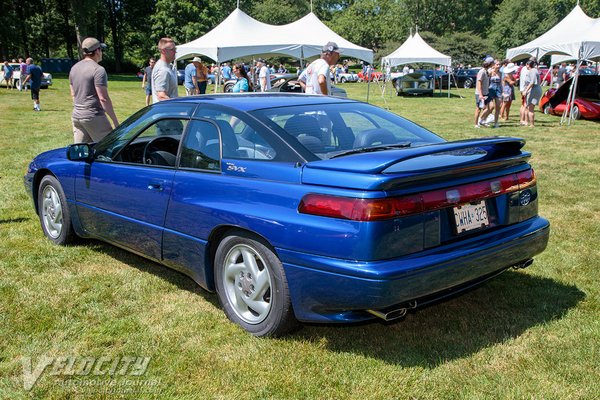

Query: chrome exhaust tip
[[367, 301, 417, 321], [513, 258, 534, 269]]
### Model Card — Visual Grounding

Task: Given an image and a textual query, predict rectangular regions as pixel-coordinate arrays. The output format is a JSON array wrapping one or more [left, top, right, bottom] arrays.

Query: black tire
[[37, 175, 77, 245], [543, 103, 551, 114], [463, 78, 474, 89], [214, 230, 298, 337], [224, 82, 234, 93], [341, 77, 347, 83]]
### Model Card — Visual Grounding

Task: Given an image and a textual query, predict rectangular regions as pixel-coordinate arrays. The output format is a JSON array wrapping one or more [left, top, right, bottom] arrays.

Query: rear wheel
[[37, 175, 77, 245], [341, 77, 347, 83], [571, 105, 581, 120], [463, 78, 474, 89], [214, 231, 298, 337]]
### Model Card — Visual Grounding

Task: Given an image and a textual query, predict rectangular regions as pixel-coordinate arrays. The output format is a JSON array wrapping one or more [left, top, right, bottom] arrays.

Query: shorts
[[72, 115, 113, 143], [30, 88, 40, 100], [197, 80, 207, 94], [489, 85, 502, 99], [526, 85, 543, 106], [475, 93, 492, 109], [145, 86, 152, 96]]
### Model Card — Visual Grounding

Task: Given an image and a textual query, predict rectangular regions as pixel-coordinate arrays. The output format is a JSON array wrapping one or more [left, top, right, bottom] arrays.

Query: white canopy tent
[[506, 5, 600, 125], [506, 5, 600, 61], [381, 32, 452, 98], [381, 32, 451, 67], [175, 8, 373, 64]]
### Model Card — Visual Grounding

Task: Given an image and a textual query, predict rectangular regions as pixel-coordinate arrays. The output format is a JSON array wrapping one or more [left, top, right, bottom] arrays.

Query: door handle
[[147, 182, 164, 191]]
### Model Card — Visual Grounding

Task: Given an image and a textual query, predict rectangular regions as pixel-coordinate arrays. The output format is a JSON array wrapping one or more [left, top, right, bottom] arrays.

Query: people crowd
[[4, 34, 598, 145]]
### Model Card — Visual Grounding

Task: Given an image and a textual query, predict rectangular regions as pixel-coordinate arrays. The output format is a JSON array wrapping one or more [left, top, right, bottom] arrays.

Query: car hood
[[550, 75, 600, 107], [302, 137, 529, 190]]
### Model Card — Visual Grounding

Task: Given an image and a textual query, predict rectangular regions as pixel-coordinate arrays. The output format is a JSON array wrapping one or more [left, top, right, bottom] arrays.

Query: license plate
[[453, 201, 489, 233]]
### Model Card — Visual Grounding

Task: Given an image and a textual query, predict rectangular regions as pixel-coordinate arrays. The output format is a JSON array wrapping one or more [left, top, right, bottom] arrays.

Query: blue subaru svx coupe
[[25, 94, 550, 336]]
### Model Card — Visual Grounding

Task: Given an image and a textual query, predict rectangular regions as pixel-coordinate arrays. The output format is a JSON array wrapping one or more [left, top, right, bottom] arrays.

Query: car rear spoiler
[[302, 137, 530, 190]]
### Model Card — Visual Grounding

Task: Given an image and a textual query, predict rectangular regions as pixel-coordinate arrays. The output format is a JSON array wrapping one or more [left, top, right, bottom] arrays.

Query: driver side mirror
[[67, 143, 92, 161]]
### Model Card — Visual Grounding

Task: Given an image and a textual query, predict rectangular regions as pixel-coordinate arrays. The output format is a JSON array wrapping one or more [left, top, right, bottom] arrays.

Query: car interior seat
[[353, 128, 397, 148], [283, 115, 324, 153]]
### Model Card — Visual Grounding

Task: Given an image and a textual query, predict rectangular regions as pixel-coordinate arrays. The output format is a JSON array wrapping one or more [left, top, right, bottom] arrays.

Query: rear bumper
[[279, 216, 550, 323]]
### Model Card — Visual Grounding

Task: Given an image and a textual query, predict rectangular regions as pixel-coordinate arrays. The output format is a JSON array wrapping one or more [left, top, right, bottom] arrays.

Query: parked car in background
[[176, 69, 216, 85], [393, 72, 434, 96], [539, 75, 600, 120], [358, 70, 384, 82], [453, 68, 480, 88], [224, 74, 347, 97], [0, 63, 52, 89], [336, 71, 359, 83], [25, 93, 549, 336]]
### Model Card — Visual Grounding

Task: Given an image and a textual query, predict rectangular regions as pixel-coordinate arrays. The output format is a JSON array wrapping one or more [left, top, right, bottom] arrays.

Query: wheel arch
[[32, 169, 55, 215], [206, 225, 278, 290]]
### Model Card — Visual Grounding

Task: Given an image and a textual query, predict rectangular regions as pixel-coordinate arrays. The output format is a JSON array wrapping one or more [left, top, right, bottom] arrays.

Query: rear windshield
[[251, 102, 445, 159]]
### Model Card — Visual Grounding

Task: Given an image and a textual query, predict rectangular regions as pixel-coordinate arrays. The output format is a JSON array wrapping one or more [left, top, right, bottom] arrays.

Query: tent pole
[[367, 76, 370, 103], [215, 57, 220, 93]]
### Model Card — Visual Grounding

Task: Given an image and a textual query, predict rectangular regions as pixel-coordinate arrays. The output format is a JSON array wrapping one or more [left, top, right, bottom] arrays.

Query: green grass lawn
[[1, 76, 599, 399]]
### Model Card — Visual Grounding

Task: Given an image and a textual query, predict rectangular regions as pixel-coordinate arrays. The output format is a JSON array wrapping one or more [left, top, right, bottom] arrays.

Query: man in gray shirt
[[152, 37, 178, 102], [69, 37, 118, 143]]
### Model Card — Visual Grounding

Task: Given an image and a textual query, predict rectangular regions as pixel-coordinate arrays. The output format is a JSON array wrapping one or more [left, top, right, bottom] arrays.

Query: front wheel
[[214, 231, 298, 337], [37, 175, 77, 245], [571, 105, 581, 120], [543, 103, 551, 114], [463, 78, 473, 89]]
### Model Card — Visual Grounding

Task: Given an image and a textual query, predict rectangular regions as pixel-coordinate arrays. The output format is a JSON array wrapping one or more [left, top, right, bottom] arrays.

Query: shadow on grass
[[292, 271, 584, 368], [82, 240, 583, 368], [0, 217, 30, 224]]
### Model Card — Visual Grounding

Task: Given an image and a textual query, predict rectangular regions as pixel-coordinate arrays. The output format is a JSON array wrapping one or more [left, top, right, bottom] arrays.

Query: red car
[[358, 70, 384, 82], [539, 75, 600, 120]]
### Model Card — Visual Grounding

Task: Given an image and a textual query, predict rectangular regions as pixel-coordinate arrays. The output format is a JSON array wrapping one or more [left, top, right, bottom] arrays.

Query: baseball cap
[[192, 57, 202, 62], [322, 42, 343, 54], [256, 58, 266, 64], [81, 37, 107, 53], [484, 56, 494, 64]]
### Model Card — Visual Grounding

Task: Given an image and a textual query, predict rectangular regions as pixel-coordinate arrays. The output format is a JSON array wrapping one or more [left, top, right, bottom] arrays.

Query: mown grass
[[0, 76, 599, 399]]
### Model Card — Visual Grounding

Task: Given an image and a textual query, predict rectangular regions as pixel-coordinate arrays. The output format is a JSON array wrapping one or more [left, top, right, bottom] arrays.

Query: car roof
[[165, 93, 358, 112]]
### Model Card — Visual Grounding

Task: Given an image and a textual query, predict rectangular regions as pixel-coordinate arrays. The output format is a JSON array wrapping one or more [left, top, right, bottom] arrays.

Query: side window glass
[[112, 118, 187, 166], [94, 103, 195, 160], [195, 108, 277, 160], [179, 120, 221, 171]]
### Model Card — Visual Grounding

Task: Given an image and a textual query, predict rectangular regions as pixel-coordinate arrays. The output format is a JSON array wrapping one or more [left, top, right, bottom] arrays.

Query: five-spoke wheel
[[214, 230, 298, 336]]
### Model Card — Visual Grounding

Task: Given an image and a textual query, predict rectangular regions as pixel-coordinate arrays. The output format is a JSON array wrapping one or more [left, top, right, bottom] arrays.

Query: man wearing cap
[[303, 42, 341, 96], [69, 37, 118, 143], [152, 37, 178, 102], [256, 59, 271, 92], [184, 57, 201, 96]]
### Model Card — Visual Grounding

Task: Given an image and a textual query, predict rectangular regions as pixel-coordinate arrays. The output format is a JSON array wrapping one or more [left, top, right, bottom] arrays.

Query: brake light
[[299, 169, 536, 221]]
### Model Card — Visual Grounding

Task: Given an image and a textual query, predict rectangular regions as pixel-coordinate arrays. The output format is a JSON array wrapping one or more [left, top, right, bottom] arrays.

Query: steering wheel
[[143, 136, 179, 165]]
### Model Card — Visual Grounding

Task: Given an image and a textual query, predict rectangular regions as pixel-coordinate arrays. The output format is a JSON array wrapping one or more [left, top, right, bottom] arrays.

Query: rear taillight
[[299, 169, 537, 221]]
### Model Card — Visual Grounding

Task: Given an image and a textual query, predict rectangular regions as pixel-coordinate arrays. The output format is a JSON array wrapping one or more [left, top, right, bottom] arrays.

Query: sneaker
[[474, 124, 481, 128]]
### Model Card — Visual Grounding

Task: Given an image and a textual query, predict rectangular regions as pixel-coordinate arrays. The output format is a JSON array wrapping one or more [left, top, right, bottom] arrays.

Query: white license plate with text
[[453, 201, 489, 233]]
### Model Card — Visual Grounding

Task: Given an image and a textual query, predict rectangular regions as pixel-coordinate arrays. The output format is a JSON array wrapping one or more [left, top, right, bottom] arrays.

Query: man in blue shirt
[[221, 63, 232, 82], [22, 58, 43, 111], [183, 57, 200, 96]]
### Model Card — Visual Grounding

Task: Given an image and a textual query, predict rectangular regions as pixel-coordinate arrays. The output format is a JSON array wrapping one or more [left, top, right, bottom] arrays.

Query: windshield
[[251, 102, 445, 159]]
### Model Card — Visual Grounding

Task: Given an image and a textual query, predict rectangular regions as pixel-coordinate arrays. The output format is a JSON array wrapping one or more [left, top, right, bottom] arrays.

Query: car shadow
[[290, 271, 584, 368], [85, 240, 583, 367]]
